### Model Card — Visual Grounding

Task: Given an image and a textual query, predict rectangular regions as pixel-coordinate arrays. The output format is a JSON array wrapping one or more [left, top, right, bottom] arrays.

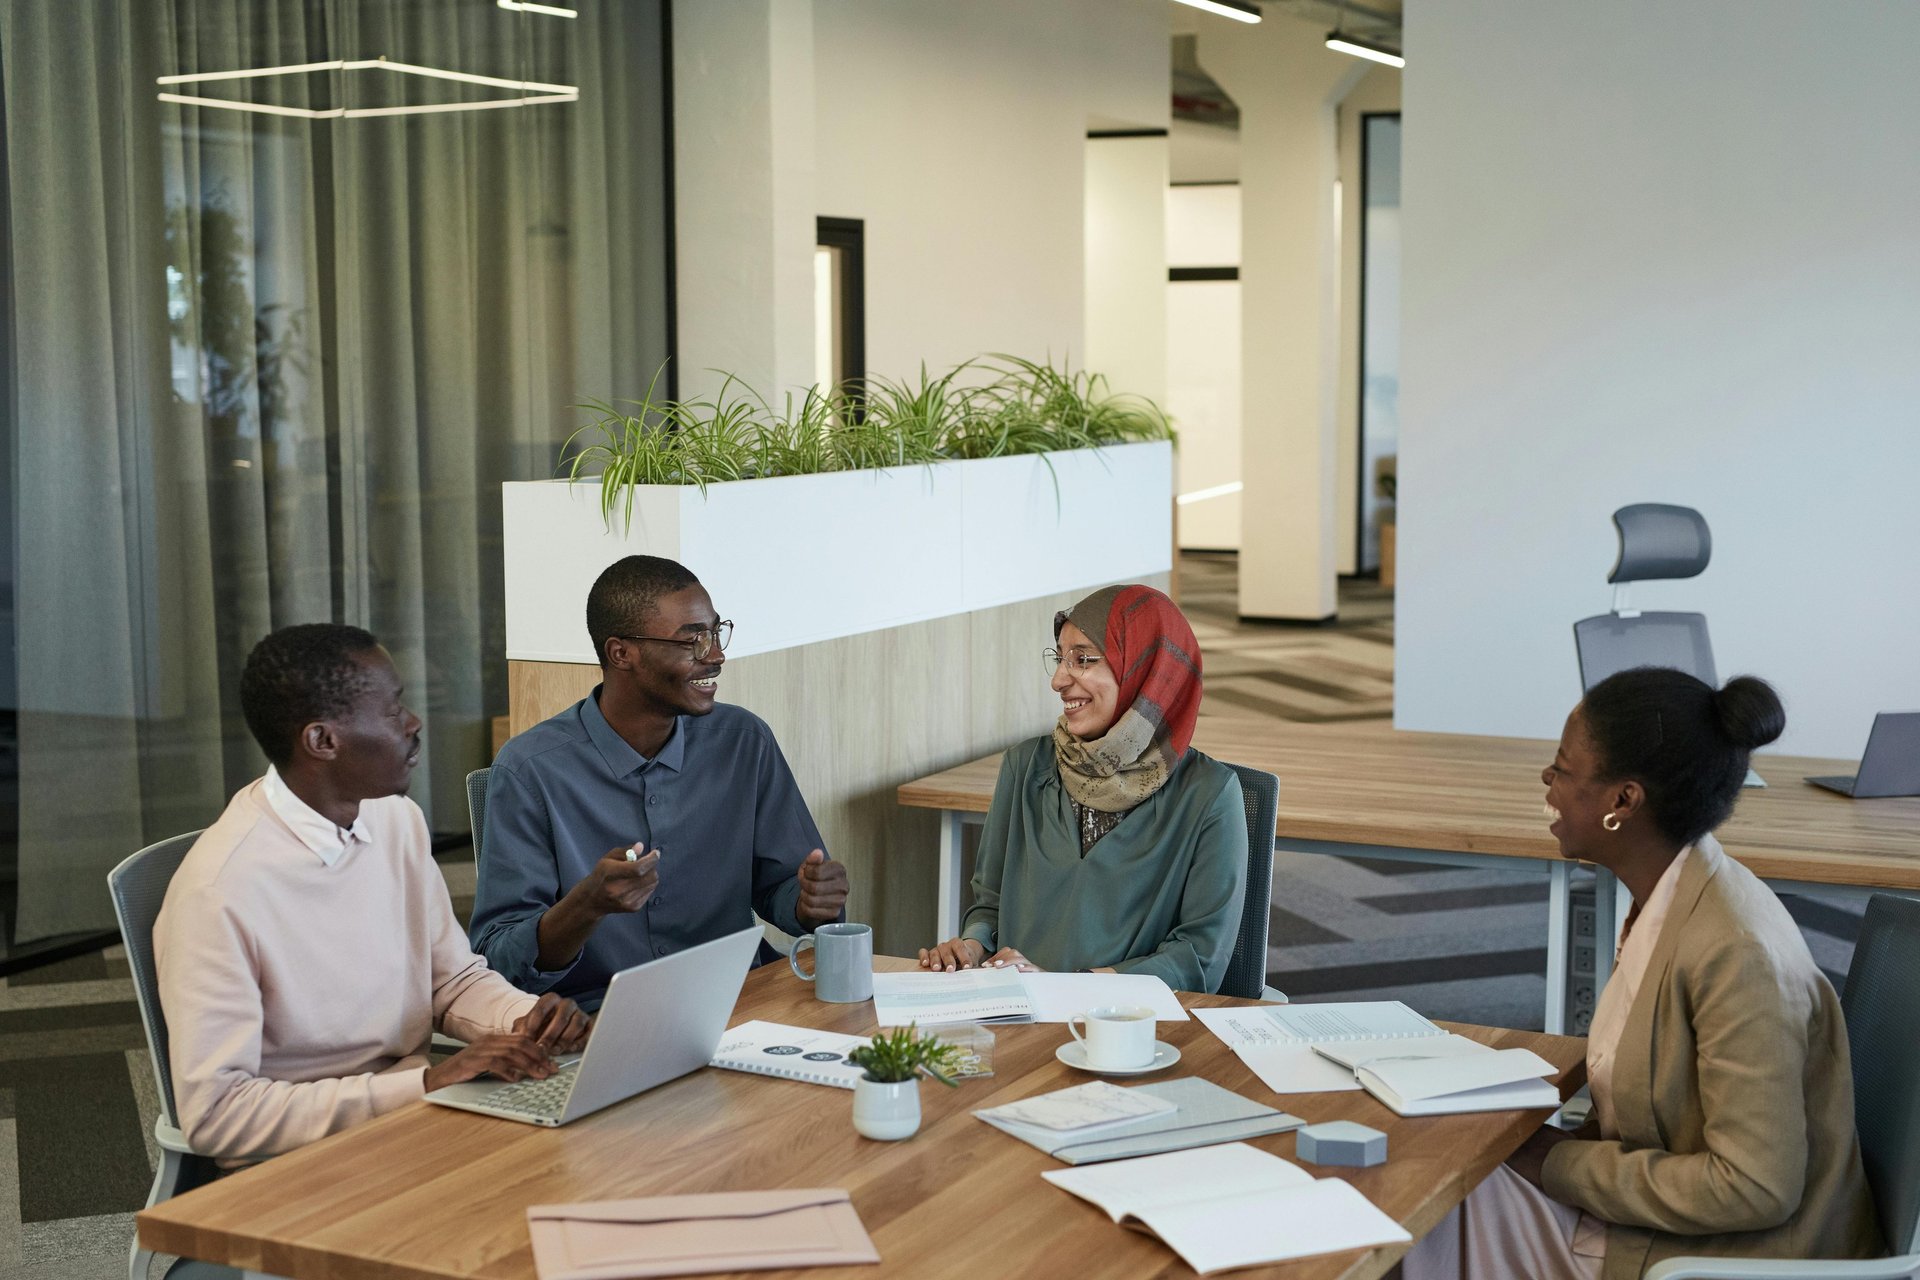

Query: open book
[[1194, 1000, 1455, 1094], [1193, 1000, 1558, 1112], [1313, 1039, 1561, 1116], [870, 968, 1189, 1027], [1043, 1142, 1410, 1275]]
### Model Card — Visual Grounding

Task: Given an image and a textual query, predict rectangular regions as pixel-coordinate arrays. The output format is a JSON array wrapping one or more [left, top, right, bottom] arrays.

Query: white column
[[1197, 17, 1364, 620], [673, 0, 817, 400]]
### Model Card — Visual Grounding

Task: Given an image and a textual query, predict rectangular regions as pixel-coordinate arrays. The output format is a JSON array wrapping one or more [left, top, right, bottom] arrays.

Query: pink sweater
[[155, 779, 536, 1164]]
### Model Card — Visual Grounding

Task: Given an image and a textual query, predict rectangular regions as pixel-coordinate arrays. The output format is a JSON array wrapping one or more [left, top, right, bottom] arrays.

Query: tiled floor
[[0, 553, 1866, 1277]]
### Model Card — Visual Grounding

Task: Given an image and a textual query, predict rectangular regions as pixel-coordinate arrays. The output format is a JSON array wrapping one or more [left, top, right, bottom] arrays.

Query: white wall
[[1167, 184, 1241, 549], [1397, 0, 1920, 758], [1086, 136, 1170, 409], [810, 0, 1168, 390]]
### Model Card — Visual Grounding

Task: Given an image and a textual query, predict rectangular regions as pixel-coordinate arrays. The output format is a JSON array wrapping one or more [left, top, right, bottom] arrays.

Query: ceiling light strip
[[497, 0, 579, 16], [1171, 0, 1261, 24], [1325, 35, 1405, 68]]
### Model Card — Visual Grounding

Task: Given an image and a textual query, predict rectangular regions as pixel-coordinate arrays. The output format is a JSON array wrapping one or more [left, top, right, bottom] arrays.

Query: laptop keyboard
[[473, 1060, 580, 1119]]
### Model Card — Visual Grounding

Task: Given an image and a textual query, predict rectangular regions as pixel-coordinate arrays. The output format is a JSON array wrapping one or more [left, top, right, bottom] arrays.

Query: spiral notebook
[[709, 1022, 870, 1090]]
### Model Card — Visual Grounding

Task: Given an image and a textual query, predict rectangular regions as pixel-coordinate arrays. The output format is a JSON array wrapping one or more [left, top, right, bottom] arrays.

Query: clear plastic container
[[933, 1023, 995, 1079]]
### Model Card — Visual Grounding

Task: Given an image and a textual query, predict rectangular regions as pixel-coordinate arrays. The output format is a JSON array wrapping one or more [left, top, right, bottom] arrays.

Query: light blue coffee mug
[[790, 922, 874, 1003]]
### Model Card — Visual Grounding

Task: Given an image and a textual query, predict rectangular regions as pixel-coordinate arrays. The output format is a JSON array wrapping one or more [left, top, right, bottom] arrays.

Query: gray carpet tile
[[7, 1054, 153, 1223]]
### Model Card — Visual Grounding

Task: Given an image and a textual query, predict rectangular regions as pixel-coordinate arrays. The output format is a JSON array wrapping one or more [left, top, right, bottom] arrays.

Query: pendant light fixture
[[157, 58, 578, 120]]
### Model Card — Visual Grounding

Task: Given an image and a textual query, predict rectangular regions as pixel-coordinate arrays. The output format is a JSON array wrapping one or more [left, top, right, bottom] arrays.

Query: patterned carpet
[[0, 553, 1868, 1278]]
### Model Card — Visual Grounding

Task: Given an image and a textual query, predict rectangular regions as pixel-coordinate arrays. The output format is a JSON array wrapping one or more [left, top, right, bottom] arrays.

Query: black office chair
[[1573, 503, 1717, 691], [1219, 762, 1283, 1001]]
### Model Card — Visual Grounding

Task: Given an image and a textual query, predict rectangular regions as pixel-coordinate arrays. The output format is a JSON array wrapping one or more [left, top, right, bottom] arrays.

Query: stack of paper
[[869, 969, 1189, 1028], [975, 1077, 1299, 1165], [977, 1081, 1176, 1138], [1043, 1142, 1410, 1274]]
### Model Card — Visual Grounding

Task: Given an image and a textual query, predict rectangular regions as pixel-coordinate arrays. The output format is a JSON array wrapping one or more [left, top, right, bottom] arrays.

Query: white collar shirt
[[261, 766, 372, 868]]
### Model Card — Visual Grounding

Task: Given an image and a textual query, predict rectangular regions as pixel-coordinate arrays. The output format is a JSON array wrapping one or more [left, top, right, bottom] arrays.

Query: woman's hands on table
[[918, 937, 987, 970]]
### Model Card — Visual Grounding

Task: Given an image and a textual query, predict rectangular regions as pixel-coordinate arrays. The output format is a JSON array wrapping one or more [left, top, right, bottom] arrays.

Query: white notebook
[[1043, 1142, 1410, 1275], [1327, 1043, 1562, 1116], [870, 969, 1189, 1028], [708, 1021, 869, 1090]]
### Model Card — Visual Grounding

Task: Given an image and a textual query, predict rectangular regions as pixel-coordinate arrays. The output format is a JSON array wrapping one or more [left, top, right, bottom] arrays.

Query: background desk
[[139, 956, 1585, 1280], [897, 721, 1920, 1033]]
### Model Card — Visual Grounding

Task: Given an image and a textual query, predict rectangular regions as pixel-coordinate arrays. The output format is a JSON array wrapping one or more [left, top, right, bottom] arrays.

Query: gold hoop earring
[[1602, 813, 1622, 832]]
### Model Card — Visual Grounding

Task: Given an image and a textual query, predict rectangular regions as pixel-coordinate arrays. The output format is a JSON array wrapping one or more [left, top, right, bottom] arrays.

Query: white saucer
[[1056, 1040, 1181, 1076]]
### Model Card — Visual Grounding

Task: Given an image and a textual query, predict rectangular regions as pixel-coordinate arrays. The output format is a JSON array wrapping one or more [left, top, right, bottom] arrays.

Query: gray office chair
[[1646, 893, 1920, 1280], [107, 833, 242, 1280], [1574, 503, 1717, 691], [466, 766, 491, 870], [1219, 762, 1285, 1002]]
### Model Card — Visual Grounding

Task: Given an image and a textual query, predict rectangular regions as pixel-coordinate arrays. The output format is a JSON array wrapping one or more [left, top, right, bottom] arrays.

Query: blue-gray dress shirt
[[469, 690, 827, 1006]]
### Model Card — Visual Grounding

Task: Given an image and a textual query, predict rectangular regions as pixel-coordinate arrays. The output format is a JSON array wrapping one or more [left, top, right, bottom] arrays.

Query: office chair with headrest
[[1646, 892, 1920, 1279], [107, 833, 243, 1280], [1573, 503, 1718, 691]]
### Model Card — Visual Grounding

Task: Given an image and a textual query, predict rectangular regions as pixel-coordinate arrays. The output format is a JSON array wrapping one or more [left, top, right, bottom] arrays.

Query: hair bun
[[1713, 675, 1786, 751]]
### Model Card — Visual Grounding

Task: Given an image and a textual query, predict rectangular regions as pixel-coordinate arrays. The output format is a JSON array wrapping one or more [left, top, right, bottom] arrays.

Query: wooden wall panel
[[505, 573, 1169, 953]]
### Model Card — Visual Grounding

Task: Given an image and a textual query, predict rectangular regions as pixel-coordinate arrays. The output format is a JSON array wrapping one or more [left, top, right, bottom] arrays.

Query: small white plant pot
[[852, 1075, 922, 1141]]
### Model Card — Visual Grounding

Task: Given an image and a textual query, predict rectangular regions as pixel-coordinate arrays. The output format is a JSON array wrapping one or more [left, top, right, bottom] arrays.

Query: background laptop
[[1806, 712, 1920, 799], [426, 925, 762, 1127]]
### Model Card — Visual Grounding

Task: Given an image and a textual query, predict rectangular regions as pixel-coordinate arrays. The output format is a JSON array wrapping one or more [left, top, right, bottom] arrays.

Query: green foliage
[[847, 1024, 965, 1087], [559, 354, 1174, 530]]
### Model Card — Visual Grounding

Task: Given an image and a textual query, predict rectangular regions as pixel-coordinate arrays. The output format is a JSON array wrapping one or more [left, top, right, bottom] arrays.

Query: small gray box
[[1296, 1120, 1387, 1168]]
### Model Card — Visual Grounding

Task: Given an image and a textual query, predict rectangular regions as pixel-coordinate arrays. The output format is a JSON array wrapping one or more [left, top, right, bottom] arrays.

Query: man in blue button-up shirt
[[470, 556, 850, 1007]]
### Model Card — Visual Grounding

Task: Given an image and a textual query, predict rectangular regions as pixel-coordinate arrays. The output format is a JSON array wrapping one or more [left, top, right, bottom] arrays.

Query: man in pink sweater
[[155, 624, 590, 1165]]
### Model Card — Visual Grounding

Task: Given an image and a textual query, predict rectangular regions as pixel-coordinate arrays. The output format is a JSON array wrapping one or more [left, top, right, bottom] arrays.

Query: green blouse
[[959, 736, 1249, 993]]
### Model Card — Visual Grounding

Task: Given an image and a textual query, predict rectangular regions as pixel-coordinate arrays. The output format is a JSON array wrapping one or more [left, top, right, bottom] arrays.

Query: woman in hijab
[[916, 584, 1248, 993]]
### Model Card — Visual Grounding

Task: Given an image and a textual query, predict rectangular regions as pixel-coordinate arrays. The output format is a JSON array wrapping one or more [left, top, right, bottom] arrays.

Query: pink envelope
[[527, 1189, 879, 1279]]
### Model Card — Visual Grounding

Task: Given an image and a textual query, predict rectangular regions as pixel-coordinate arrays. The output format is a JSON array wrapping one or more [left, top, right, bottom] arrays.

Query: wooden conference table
[[898, 720, 1920, 1033], [139, 956, 1585, 1280]]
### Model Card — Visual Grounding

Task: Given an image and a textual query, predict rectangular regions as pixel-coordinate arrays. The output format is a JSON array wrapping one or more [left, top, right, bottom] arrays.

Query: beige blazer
[[1543, 835, 1883, 1279]]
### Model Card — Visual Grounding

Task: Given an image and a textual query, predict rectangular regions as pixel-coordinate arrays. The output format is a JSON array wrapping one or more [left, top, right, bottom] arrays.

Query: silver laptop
[[1806, 713, 1920, 799], [425, 925, 761, 1127]]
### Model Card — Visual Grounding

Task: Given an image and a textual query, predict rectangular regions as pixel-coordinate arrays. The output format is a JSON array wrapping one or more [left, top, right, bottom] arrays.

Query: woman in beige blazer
[[1405, 669, 1882, 1280]]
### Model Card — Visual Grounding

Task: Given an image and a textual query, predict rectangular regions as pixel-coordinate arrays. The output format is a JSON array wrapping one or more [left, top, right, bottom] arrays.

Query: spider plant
[[559, 354, 1173, 532]]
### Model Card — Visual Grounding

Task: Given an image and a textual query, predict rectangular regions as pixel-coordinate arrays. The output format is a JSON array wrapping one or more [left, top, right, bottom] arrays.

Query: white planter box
[[503, 440, 1171, 663]]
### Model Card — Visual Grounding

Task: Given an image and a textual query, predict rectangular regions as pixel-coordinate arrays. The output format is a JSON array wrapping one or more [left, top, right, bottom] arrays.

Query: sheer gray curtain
[[0, 0, 668, 941]]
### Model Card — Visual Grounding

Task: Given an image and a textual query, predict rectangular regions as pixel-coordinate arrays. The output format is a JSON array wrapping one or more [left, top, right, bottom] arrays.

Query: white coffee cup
[[1067, 1004, 1157, 1070]]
